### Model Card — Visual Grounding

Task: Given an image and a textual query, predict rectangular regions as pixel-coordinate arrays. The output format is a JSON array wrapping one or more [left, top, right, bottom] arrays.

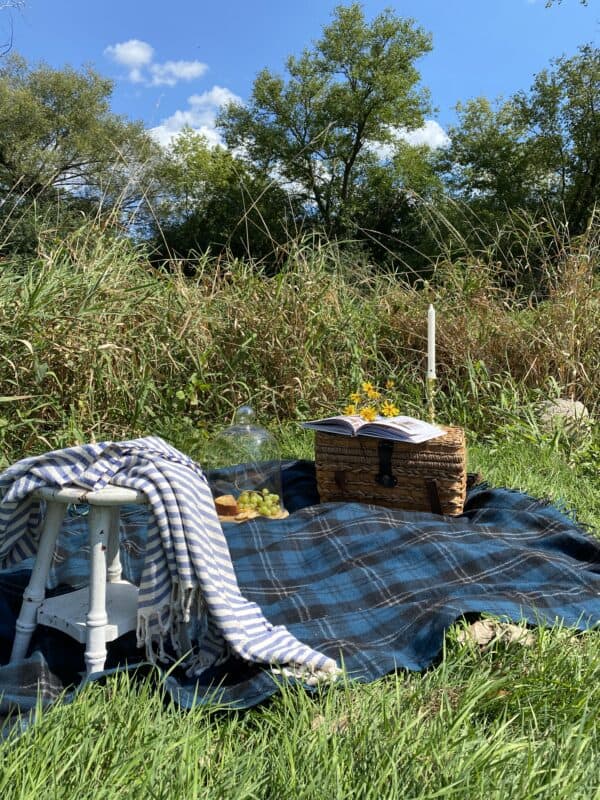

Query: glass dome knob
[[233, 405, 255, 426]]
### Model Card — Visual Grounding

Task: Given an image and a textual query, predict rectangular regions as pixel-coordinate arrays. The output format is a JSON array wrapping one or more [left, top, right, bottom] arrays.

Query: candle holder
[[427, 376, 436, 424]]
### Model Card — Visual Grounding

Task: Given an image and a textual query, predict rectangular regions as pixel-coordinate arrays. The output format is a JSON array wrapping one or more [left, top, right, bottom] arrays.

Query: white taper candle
[[427, 304, 436, 380]]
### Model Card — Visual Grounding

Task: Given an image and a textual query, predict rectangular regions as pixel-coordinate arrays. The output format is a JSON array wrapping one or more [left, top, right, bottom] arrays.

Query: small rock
[[539, 398, 591, 436]]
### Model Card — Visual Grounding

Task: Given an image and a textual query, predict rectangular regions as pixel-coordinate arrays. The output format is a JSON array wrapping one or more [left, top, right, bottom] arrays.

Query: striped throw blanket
[[0, 437, 338, 681]]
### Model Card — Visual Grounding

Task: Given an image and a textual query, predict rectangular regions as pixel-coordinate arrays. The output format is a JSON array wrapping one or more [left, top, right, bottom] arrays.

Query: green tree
[[437, 46, 600, 236], [342, 140, 443, 271], [0, 54, 158, 252], [436, 97, 536, 213], [218, 3, 432, 239], [151, 128, 299, 264], [514, 45, 600, 235]]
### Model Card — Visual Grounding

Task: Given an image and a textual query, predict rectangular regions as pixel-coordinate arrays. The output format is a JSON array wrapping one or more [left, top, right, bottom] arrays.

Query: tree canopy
[[0, 54, 158, 253], [218, 3, 433, 239], [150, 127, 299, 264], [0, 5, 597, 277], [0, 55, 157, 199], [437, 46, 600, 236]]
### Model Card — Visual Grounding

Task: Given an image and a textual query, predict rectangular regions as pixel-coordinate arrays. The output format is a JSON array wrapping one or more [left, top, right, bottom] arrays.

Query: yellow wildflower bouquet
[[343, 380, 400, 421]]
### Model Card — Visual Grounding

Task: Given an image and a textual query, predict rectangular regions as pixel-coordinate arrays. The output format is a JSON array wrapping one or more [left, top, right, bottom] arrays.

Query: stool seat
[[9, 482, 148, 675], [34, 485, 146, 506]]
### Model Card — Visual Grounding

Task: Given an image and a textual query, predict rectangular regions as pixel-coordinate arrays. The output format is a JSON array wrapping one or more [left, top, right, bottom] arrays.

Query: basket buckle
[[375, 440, 397, 488]]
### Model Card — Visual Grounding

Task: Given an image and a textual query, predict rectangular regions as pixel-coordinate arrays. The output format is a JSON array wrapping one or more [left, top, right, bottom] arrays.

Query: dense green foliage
[[438, 46, 600, 255], [0, 54, 158, 255], [0, 3, 598, 270], [217, 4, 432, 240], [0, 213, 597, 497], [150, 128, 300, 264]]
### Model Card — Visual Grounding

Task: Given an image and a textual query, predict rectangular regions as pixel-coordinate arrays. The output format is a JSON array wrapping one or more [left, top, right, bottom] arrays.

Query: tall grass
[[0, 209, 597, 468]]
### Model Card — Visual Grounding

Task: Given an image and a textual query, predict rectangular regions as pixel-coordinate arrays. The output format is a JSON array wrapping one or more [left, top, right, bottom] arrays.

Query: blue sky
[[4, 0, 598, 148]]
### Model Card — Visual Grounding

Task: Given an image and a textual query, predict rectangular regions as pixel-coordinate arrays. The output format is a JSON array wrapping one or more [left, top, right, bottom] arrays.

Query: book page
[[360, 415, 445, 443], [302, 414, 445, 443], [301, 415, 366, 435]]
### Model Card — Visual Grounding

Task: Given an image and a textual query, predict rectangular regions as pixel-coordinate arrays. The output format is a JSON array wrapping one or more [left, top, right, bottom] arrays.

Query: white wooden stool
[[9, 484, 147, 675]]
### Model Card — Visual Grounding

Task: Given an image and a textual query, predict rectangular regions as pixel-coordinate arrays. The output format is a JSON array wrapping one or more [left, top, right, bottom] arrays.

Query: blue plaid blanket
[[1, 459, 599, 724]]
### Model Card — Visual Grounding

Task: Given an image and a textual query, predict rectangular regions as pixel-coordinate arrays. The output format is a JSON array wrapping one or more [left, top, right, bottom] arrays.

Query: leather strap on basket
[[334, 470, 347, 492], [375, 441, 397, 489], [426, 479, 443, 515]]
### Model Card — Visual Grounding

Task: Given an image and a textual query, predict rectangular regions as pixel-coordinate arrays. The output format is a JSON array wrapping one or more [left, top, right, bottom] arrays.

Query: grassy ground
[[3, 625, 600, 800], [0, 435, 599, 800]]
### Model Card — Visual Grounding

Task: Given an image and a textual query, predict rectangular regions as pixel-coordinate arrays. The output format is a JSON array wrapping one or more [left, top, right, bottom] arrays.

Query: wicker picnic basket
[[315, 426, 467, 516]]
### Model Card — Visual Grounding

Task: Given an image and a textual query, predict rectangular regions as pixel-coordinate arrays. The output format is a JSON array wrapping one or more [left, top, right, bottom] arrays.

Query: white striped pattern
[[0, 437, 338, 680]]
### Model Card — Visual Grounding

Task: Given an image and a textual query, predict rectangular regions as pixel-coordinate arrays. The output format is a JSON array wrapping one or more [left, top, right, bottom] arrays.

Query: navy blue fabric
[[1, 460, 599, 722]]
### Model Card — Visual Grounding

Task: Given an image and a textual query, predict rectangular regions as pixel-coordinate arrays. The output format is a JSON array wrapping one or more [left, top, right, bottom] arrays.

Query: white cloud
[[188, 86, 241, 109], [367, 120, 450, 162], [149, 86, 242, 148], [104, 39, 154, 82], [149, 60, 208, 87], [104, 39, 207, 88], [397, 120, 450, 149]]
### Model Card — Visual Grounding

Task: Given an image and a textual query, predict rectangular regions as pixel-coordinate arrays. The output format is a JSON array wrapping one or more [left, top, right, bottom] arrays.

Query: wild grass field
[[0, 214, 598, 798], [0, 211, 598, 460]]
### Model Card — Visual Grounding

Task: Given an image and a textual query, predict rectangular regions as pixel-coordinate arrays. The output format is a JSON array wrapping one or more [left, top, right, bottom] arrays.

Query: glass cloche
[[207, 405, 285, 518]]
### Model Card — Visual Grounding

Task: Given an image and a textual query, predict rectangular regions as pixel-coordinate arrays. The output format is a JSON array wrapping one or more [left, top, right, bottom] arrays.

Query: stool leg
[[10, 500, 65, 663], [106, 507, 122, 583], [85, 506, 110, 674]]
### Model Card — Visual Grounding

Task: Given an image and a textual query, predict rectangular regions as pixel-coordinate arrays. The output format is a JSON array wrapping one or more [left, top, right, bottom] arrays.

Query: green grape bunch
[[238, 488, 282, 518]]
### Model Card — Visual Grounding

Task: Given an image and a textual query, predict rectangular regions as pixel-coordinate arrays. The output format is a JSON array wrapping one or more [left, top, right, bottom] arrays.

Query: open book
[[302, 414, 446, 444]]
